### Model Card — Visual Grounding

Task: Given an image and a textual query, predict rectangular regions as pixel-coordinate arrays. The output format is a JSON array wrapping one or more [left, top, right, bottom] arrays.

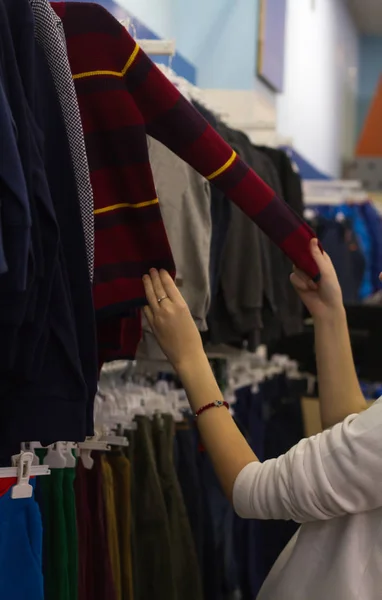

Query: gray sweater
[[140, 136, 212, 360]]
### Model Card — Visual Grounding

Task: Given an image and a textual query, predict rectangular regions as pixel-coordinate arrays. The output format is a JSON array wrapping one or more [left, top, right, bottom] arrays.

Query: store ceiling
[[346, 0, 382, 35]]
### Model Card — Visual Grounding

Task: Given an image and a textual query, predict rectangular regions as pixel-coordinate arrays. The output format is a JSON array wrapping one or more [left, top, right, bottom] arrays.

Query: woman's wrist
[[312, 304, 346, 327], [175, 350, 210, 380], [174, 351, 222, 413]]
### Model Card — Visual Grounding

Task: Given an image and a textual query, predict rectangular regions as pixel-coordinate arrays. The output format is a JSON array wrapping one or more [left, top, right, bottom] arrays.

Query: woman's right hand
[[142, 269, 205, 370], [290, 238, 344, 320]]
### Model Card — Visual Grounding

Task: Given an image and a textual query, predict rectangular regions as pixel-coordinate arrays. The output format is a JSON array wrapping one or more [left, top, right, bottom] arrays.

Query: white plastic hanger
[[63, 443, 77, 468], [99, 421, 129, 447], [20, 442, 39, 466], [77, 438, 111, 470], [0, 452, 51, 499], [43, 442, 67, 469], [100, 434, 129, 447]]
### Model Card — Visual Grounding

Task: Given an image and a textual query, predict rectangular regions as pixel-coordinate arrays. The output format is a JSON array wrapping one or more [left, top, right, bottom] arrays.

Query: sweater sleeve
[[52, 3, 320, 280], [119, 33, 320, 280], [233, 398, 382, 524]]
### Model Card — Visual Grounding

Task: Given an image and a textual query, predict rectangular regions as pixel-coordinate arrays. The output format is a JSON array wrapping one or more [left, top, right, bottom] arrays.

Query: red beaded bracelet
[[195, 400, 229, 418]]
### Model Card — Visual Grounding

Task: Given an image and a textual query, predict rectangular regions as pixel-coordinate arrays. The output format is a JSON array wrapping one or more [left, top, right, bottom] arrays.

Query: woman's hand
[[142, 269, 205, 370], [144, 271, 258, 505], [290, 238, 344, 320]]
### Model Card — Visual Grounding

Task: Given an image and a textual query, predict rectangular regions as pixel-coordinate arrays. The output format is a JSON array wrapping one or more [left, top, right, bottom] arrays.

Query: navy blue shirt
[[0, 0, 97, 455], [0, 77, 32, 285]]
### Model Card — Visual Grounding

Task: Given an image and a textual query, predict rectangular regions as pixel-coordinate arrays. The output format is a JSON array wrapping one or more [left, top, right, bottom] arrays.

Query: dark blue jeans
[[175, 421, 204, 572], [234, 385, 267, 599], [198, 448, 239, 600]]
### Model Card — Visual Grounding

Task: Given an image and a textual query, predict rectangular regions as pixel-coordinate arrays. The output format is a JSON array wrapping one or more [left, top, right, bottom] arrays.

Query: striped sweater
[[52, 2, 319, 357]]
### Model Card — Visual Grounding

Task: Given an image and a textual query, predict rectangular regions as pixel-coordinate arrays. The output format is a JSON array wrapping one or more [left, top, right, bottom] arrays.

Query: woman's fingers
[[291, 266, 318, 291], [149, 268, 169, 302], [310, 238, 330, 273], [142, 273, 161, 314], [159, 270, 184, 304], [143, 305, 154, 328], [143, 269, 179, 314], [290, 272, 310, 292]]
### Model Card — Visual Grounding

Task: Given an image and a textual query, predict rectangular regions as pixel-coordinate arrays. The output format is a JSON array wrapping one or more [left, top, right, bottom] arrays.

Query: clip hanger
[[63, 443, 77, 468], [77, 437, 111, 470], [20, 442, 39, 466], [43, 442, 67, 469], [0, 452, 51, 499], [100, 434, 129, 448]]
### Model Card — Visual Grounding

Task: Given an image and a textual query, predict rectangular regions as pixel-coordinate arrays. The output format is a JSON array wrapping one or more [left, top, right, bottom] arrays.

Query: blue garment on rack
[[316, 204, 373, 299], [0, 479, 44, 600], [360, 202, 382, 292], [0, 77, 31, 287], [316, 217, 365, 303]]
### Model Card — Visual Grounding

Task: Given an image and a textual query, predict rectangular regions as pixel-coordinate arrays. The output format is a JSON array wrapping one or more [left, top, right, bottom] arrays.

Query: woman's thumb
[[310, 238, 326, 269]]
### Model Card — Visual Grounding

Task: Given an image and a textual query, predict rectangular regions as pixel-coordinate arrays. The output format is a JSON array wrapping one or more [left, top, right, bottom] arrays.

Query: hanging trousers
[[0, 479, 44, 600], [101, 454, 122, 600], [132, 416, 176, 600], [75, 455, 117, 600], [108, 452, 134, 600], [153, 414, 204, 600]]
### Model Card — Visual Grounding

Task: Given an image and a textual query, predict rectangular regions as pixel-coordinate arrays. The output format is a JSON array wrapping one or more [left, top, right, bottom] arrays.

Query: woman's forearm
[[177, 353, 258, 500], [314, 307, 367, 429]]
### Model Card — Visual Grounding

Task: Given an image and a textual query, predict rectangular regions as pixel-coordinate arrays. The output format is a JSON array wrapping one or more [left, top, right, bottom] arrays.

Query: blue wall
[[357, 35, 382, 138], [52, 0, 197, 83], [175, 0, 260, 90], [59, 0, 265, 90]]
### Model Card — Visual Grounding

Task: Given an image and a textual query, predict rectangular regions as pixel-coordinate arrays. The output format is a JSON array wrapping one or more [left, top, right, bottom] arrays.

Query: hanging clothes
[[360, 201, 382, 292], [100, 455, 122, 600], [206, 125, 264, 348], [0, 0, 96, 453], [152, 414, 203, 600], [315, 216, 365, 304], [30, 0, 94, 279], [0, 0, 42, 377], [75, 455, 117, 600], [174, 421, 205, 574], [314, 204, 373, 300], [131, 416, 177, 600], [37, 467, 70, 600], [147, 136, 212, 332], [191, 101, 232, 303], [0, 479, 44, 600], [0, 78, 31, 291], [257, 147, 305, 218], [107, 453, 134, 600], [35, 449, 79, 600], [52, 1, 319, 366], [141, 136, 212, 360]]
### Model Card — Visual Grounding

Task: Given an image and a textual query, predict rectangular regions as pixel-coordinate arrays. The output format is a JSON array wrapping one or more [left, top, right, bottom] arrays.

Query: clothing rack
[[137, 39, 176, 56], [303, 179, 369, 205], [119, 18, 176, 56], [304, 193, 369, 206], [303, 179, 362, 191], [79, 353, 310, 600]]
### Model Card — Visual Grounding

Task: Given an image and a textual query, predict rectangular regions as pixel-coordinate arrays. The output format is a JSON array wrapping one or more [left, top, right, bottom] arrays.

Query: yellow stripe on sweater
[[207, 150, 237, 180], [94, 198, 159, 215], [73, 42, 140, 81]]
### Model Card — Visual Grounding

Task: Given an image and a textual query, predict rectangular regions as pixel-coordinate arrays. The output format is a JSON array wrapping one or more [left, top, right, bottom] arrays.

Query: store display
[[1, 0, 381, 598]]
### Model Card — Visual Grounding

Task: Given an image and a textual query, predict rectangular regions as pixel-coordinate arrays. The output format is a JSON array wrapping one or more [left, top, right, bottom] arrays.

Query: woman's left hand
[[142, 269, 205, 370]]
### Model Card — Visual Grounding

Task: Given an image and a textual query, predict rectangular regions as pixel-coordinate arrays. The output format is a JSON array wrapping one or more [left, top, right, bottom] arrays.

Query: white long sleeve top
[[233, 397, 382, 600]]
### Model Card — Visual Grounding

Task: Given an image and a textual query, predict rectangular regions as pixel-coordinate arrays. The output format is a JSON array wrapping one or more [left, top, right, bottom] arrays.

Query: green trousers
[[36, 451, 78, 600]]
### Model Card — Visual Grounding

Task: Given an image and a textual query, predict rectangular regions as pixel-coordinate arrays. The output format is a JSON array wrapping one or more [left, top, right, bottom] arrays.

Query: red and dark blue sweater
[[52, 2, 319, 359]]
